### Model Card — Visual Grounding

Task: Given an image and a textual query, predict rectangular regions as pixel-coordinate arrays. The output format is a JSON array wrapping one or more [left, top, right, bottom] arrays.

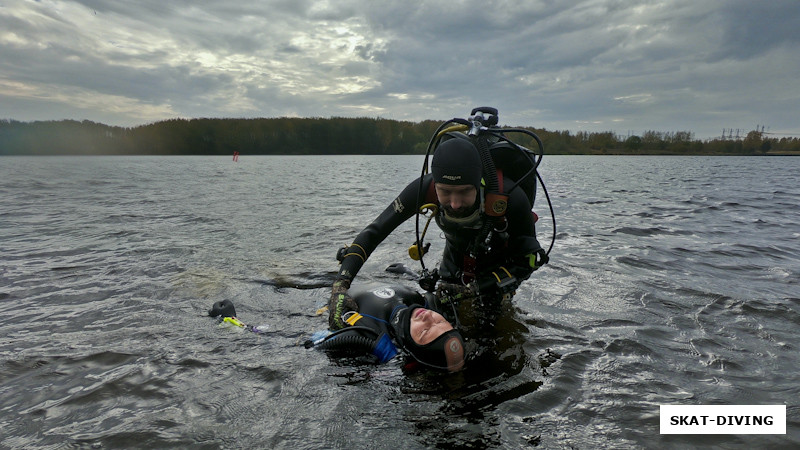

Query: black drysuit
[[337, 173, 543, 300]]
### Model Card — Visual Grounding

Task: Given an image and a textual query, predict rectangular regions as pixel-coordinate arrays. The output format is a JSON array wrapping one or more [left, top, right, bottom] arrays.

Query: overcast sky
[[2, 0, 798, 139]]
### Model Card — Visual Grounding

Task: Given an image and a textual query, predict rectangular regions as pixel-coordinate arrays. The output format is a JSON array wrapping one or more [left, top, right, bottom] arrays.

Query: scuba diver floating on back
[[209, 285, 466, 373], [310, 284, 464, 372], [327, 107, 554, 331]]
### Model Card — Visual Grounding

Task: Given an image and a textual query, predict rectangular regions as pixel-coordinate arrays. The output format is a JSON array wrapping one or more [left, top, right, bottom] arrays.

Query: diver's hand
[[328, 279, 358, 330], [436, 282, 479, 304], [530, 248, 549, 270]]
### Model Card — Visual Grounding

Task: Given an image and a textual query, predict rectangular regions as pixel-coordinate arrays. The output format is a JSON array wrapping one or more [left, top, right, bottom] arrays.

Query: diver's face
[[409, 308, 453, 345], [435, 183, 477, 218]]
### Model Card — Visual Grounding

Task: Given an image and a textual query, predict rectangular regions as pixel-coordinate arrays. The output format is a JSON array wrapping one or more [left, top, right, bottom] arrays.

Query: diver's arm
[[337, 175, 429, 281], [505, 185, 547, 273], [329, 176, 429, 329]]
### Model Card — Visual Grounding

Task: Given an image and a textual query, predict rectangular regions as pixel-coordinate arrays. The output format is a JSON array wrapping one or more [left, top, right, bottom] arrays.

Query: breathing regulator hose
[[306, 326, 378, 350], [414, 119, 470, 272], [482, 125, 555, 256], [409, 203, 438, 261], [314, 333, 376, 354]]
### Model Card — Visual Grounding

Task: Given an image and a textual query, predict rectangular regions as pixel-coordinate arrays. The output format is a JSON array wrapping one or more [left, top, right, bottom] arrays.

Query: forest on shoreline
[[2, 117, 799, 156]]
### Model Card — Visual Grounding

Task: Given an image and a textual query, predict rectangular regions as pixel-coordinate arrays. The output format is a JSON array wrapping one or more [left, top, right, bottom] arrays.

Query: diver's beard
[[442, 203, 478, 219]]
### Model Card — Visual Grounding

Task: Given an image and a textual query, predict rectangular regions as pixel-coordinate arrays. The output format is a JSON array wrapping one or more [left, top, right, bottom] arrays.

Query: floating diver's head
[[391, 305, 465, 372], [431, 138, 482, 218], [208, 299, 237, 318]]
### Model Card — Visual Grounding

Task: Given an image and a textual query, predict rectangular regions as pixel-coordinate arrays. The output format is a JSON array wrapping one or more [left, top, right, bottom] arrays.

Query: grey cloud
[[1, 0, 798, 138]]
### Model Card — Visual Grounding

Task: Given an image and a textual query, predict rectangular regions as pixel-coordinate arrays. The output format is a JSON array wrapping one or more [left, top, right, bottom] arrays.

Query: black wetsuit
[[317, 285, 426, 363], [338, 174, 543, 299]]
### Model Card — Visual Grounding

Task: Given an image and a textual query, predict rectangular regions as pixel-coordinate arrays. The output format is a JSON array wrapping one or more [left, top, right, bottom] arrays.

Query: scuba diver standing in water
[[327, 107, 554, 334], [208, 108, 551, 374]]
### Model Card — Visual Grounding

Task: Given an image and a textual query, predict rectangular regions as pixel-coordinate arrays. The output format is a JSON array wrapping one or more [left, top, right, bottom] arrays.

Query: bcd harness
[[412, 106, 554, 298], [422, 165, 536, 290]]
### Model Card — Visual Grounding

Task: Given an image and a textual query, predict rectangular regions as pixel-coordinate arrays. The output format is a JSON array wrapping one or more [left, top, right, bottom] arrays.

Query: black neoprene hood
[[431, 138, 483, 188], [391, 305, 465, 372]]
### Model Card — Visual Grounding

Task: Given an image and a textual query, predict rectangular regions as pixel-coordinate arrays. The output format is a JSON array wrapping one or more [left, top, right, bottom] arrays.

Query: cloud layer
[[2, 0, 798, 138]]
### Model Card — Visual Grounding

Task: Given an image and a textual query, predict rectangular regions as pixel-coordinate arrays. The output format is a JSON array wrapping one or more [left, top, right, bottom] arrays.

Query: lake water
[[1, 155, 798, 449]]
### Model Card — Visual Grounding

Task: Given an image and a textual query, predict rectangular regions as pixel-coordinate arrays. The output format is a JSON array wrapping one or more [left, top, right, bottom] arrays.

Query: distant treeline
[[1, 117, 799, 156]]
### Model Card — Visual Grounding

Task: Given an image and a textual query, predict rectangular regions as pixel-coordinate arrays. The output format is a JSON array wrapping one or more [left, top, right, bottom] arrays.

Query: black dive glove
[[530, 248, 549, 270], [438, 262, 528, 303], [328, 278, 358, 330], [436, 282, 479, 305]]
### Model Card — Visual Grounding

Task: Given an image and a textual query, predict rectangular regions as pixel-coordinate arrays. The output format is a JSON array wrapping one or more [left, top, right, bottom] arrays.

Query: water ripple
[[1, 155, 798, 448]]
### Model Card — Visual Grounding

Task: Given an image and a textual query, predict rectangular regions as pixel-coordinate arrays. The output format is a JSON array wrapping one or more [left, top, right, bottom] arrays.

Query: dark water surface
[[1, 155, 798, 449]]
